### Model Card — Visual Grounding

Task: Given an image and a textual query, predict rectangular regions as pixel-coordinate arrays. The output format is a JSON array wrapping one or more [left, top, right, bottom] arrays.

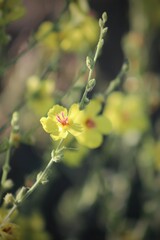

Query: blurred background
[[0, 0, 160, 239]]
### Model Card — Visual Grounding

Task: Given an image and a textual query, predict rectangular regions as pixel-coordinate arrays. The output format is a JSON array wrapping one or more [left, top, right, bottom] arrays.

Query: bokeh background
[[0, 0, 160, 239]]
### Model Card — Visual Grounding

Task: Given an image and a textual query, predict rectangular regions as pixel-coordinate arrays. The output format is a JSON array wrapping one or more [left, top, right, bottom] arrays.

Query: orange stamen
[[56, 112, 69, 126]]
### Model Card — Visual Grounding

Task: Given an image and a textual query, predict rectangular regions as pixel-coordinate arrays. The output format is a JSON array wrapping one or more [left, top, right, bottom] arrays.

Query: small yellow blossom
[[75, 99, 112, 148], [60, 15, 99, 53], [60, 1, 99, 53], [35, 1, 99, 54], [16, 212, 51, 240], [59, 1, 99, 53], [35, 21, 59, 52], [104, 92, 150, 134], [40, 104, 83, 141]]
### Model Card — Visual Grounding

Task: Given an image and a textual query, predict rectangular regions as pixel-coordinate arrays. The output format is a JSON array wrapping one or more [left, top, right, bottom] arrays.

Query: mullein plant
[[0, 12, 112, 239]]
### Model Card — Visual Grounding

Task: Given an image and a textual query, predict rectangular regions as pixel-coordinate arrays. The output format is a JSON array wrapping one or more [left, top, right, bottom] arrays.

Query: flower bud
[[86, 79, 96, 92], [98, 39, 104, 49], [11, 112, 19, 132], [99, 18, 104, 28], [86, 56, 93, 70], [102, 27, 108, 36], [9, 132, 21, 147], [36, 172, 48, 184], [2, 179, 14, 190], [3, 193, 15, 207], [102, 12, 107, 23], [84, 97, 90, 104], [15, 186, 28, 203]]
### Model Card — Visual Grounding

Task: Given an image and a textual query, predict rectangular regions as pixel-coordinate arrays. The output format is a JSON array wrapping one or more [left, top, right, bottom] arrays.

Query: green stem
[[0, 204, 17, 226], [55, 139, 63, 153], [19, 156, 57, 202], [0, 143, 62, 226], [104, 59, 129, 98], [79, 17, 107, 110], [0, 145, 11, 190], [93, 28, 104, 64]]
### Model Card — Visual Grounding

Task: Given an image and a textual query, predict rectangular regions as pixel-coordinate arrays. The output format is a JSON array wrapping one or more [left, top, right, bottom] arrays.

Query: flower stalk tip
[[79, 12, 108, 110]]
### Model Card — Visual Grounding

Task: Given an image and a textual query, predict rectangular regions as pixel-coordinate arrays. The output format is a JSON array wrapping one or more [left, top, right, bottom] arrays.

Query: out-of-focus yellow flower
[[35, 21, 59, 52], [40, 104, 83, 141], [0, 208, 20, 240], [104, 92, 150, 134], [60, 15, 99, 53], [35, 1, 99, 54], [60, 1, 99, 53], [16, 212, 51, 240], [0, 222, 20, 240], [26, 75, 55, 116], [75, 99, 112, 148], [122, 32, 144, 75]]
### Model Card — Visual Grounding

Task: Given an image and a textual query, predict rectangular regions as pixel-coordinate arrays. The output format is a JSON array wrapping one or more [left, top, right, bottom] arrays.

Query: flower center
[[2, 226, 12, 235], [122, 111, 130, 122], [85, 118, 96, 128], [56, 111, 69, 126]]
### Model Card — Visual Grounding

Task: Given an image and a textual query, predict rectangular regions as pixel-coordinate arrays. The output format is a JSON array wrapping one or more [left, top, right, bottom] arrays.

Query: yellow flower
[[35, 2, 99, 54], [35, 21, 59, 52], [0, 222, 20, 240], [40, 104, 83, 141], [75, 99, 112, 148], [59, 15, 99, 53], [0, 208, 20, 240], [104, 92, 150, 134], [16, 212, 51, 240]]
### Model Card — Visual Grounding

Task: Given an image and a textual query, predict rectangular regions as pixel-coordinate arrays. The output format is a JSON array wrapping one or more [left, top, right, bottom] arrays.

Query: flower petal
[[76, 129, 102, 148], [68, 123, 83, 136], [95, 116, 112, 134], [48, 105, 67, 117], [85, 99, 101, 116], [40, 117, 58, 134], [68, 103, 80, 119], [50, 130, 68, 141]]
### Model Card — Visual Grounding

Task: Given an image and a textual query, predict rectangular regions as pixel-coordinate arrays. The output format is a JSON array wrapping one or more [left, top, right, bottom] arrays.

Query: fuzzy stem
[[19, 156, 57, 203], [104, 59, 129, 98], [79, 14, 107, 110], [0, 143, 62, 226], [0, 145, 11, 190]]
